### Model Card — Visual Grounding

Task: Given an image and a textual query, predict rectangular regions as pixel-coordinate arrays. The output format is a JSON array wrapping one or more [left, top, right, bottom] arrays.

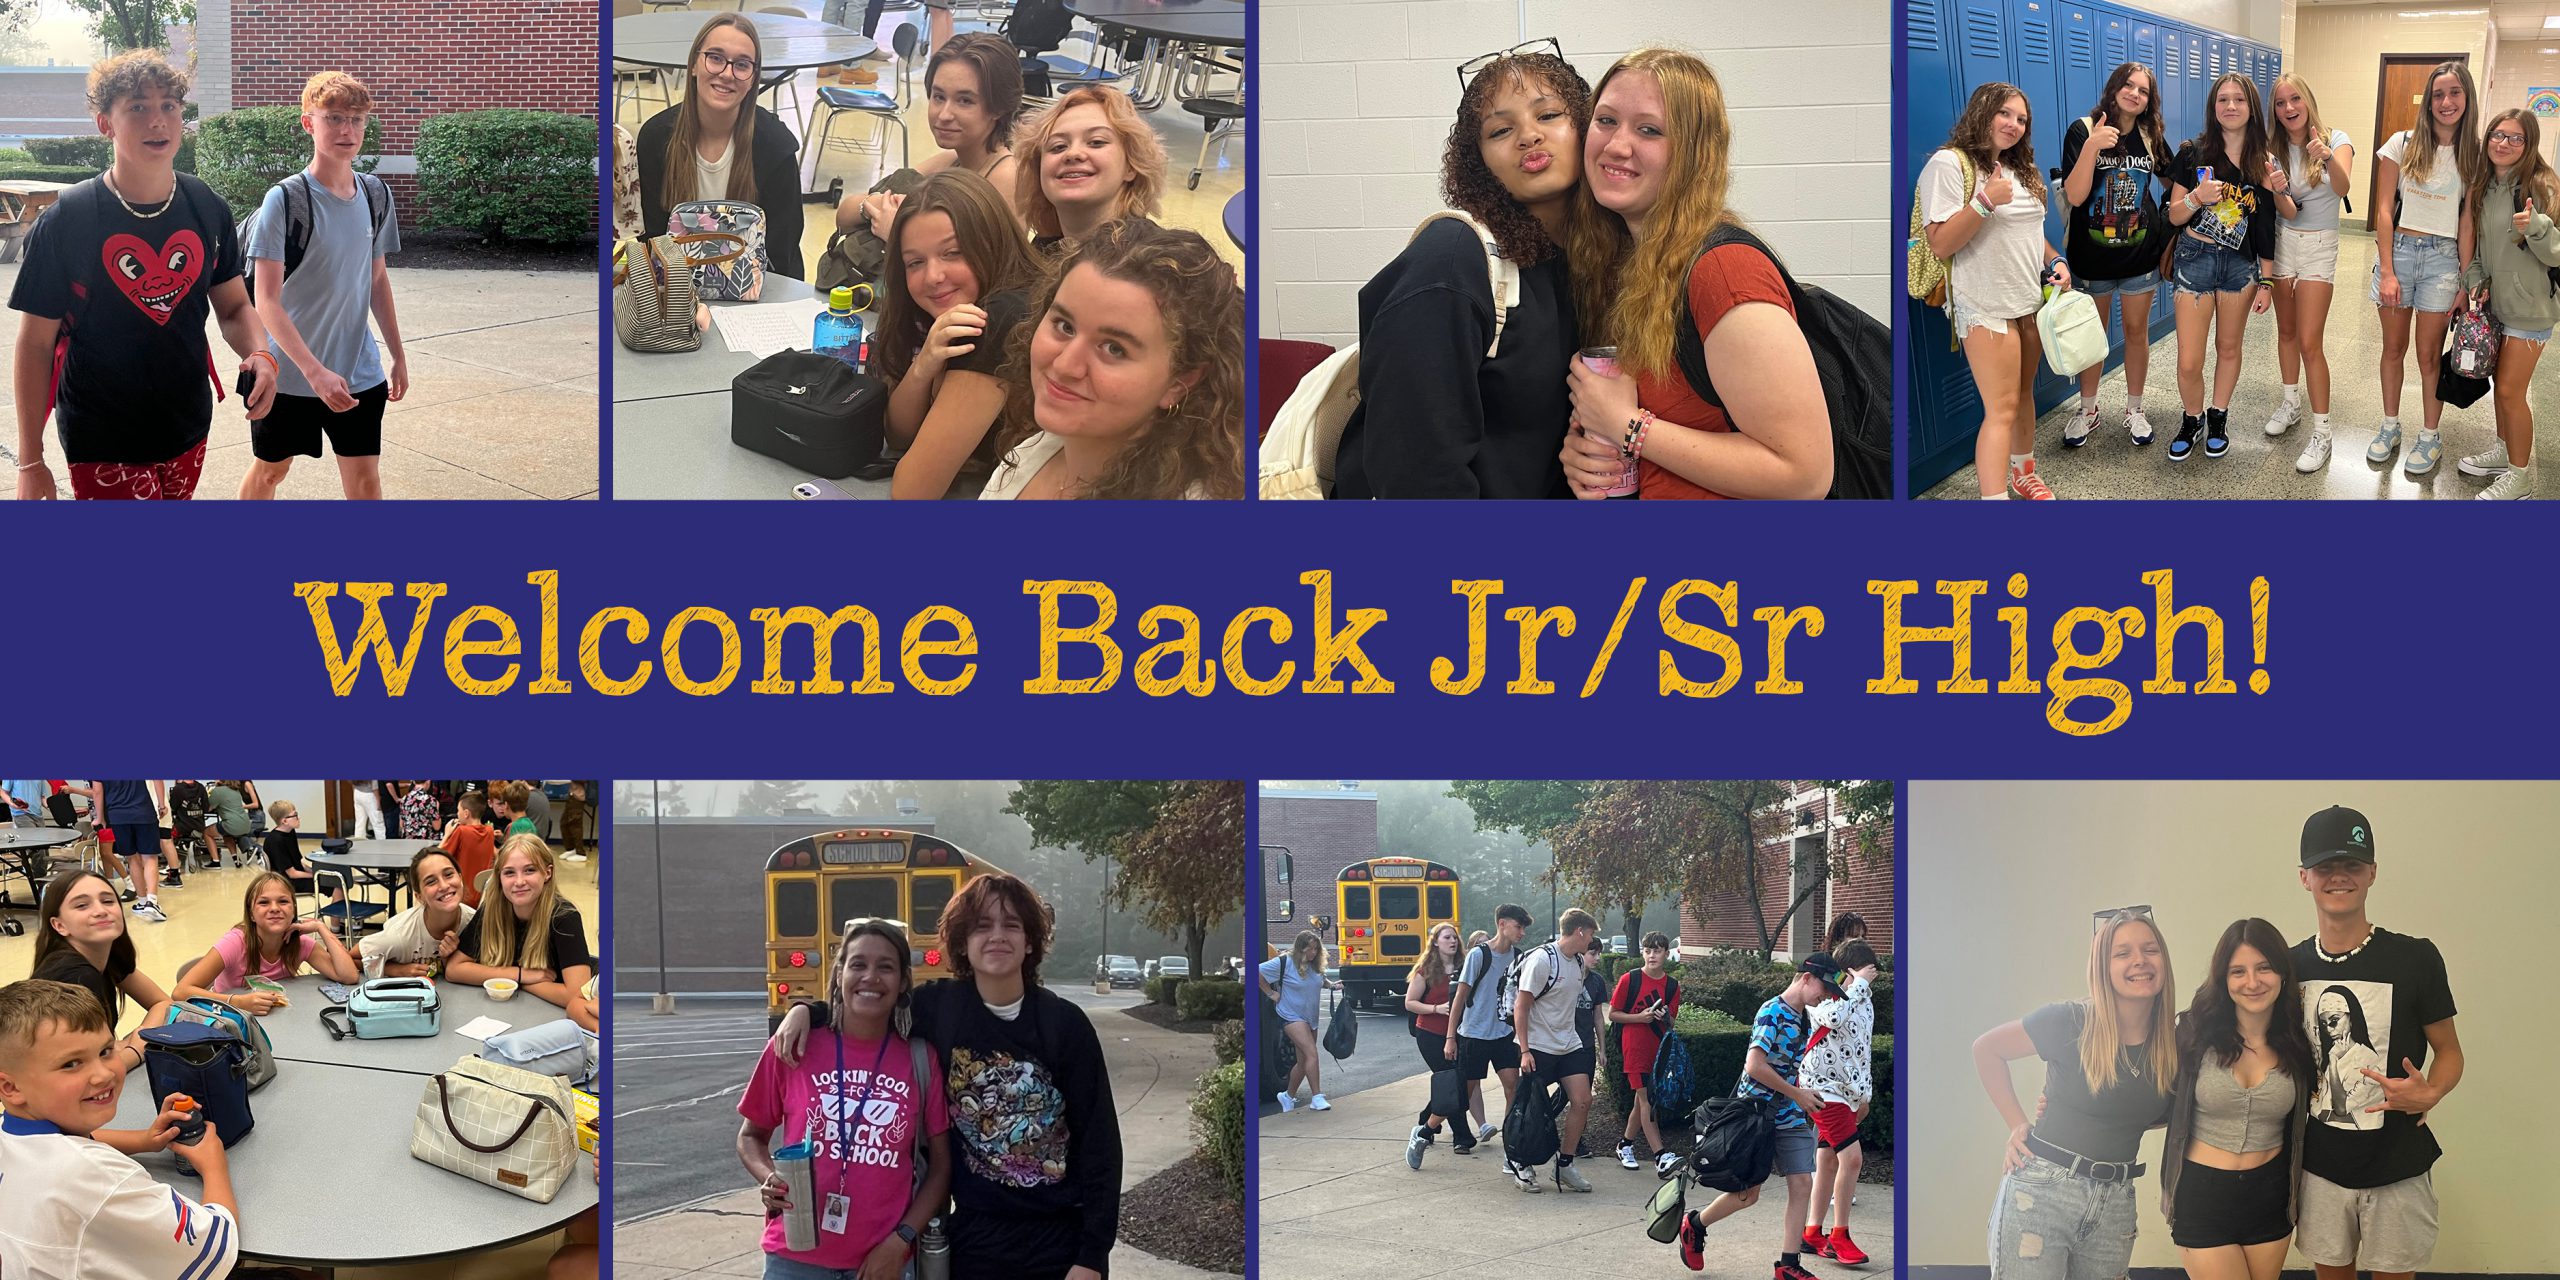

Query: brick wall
[[1258, 789, 1380, 956], [1679, 781, 1896, 962], [227, 0, 599, 227], [1259, 0, 1889, 347]]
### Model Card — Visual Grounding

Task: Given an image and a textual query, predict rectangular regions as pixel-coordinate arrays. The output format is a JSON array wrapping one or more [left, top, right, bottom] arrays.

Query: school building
[[1257, 783, 1379, 957], [1677, 779, 1897, 962]]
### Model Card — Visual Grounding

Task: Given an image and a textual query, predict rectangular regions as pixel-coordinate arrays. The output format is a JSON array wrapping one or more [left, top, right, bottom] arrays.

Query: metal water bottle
[[169, 1094, 204, 1177], [917, 1218, 951, 1280], [774, 1114, 821, 1252]]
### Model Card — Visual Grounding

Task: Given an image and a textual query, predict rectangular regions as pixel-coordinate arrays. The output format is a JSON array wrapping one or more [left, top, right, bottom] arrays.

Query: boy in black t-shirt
[[2289, 806, 2462, 1280], [9, 50, 276, 500]]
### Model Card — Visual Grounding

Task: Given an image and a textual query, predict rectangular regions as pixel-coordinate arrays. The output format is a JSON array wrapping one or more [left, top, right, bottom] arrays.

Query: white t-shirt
[[1513, 942, 1589, 1055], [2281, 129, 2355, 232], [1922, 149, 2047, 322], [978, 433, 1213, 500], [0, 1115, 239, 1280], [357, 901, 477, 967], [2378, 131, 2465, 240], [690, 141, 734, 210]]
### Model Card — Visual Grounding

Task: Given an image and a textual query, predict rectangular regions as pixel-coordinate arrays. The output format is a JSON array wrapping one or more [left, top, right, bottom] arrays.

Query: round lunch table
[[308, 837, 442, 917], [0, 824, 79, 936], [110, 1058, 597, 1269], [1222, 190, 1245, 250], [250, 973, 582, 1075], [611, 12, 876, 80], [1062, 0, 1245, 111]]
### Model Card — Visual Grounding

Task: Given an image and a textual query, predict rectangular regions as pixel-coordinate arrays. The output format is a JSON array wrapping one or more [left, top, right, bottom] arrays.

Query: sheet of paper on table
[[453, 1015, 512, 1041], [711, 299, 828, 360]]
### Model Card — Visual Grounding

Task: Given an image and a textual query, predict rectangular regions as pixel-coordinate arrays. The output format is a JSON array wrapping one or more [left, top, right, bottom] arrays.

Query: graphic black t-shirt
[[2291, 928, 2455, 1188], [457, 902, 595, 976], [6, 175, 241, 464], [2170, 141, 2278, 262], [33, 944, 132, 1028], [2060, 117, 2166, 281]]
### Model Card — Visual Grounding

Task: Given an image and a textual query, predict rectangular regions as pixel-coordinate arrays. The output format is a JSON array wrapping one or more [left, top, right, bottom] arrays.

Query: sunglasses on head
[[1457, 37, 1564, 92], [2092, 904, 2154, 935]]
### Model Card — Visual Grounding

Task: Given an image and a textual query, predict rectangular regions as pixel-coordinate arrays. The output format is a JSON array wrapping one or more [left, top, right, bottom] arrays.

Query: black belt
[[2025, 1132, 2146, 1182]]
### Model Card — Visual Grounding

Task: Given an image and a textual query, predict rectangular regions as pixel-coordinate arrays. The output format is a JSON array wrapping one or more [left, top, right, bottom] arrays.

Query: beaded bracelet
[[1621, 410, 1655, 459]]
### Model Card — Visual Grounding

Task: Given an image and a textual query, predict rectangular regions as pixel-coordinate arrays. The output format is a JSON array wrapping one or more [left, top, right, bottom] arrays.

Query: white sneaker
[[2295, 430, 2332, 474], [2479, 464, 2536, 500], [1554, 1160, 1593, 1192], [1276, 1092, 1295, 1113], [2062, 403, 2099, 448], [2125, 406, 2155, 445], [134, 902, 167, 923], [561, 850, 589, 862], [1476, 1123, 1500, 1143], [2458, 440, 2512, 477], [1510, 1161, 1544, 1193], [1406, 1125, 1432, 1170], [1617, 1141, 1640, 1170], [1308, 1094, 1331, 1111], [1656, 1149, 1684, 1176], [2266, 397, 2301, 436]]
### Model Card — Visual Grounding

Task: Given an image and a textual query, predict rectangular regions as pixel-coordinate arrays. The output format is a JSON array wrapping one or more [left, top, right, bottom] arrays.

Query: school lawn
[[0, 260, 598, 500], [1259, 1066, 1899, 1277]]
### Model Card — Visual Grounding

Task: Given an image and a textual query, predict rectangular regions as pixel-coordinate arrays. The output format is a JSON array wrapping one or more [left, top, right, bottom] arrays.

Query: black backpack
[[1493, 942, 1560, 1033], [241, 171, 391, 303], [1501, 1068, 1563, 1169], [1687, 1093, 1777, 1193], [1002, 0, 1074, 54], [1674, 224, 1893, 501]]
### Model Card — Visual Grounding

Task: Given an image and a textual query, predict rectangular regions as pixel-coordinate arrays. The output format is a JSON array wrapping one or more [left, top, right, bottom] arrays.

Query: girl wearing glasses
[[2455, 110, 2559, 499], [978, 217, 1244, 500], [2363, 61, 2479, 476], [738, 917, 954, 1280], [1330, 41, 1591, 499], [1556, 47, 1833, 500], [770, 875, 1126, 1280], [636, 14, 808, 280], [2161, 72, 2279, 463], [1921, 83, 2070, 499], [1970, 909, 2174, 1280], [2160, 918, 2312, 1280], [2264, 75, 2353, 470], [876, 169, 1037, 499], [1013, 86, 1167, 261]]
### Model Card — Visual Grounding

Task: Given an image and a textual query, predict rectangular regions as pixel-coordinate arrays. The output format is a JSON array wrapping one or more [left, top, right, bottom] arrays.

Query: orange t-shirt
[[442, 823, 498, 909], [1634, 244, 1797, 501]]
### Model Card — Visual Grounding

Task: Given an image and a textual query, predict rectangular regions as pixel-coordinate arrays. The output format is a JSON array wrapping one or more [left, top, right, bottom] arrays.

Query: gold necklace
[[103, 170, 174, 219]]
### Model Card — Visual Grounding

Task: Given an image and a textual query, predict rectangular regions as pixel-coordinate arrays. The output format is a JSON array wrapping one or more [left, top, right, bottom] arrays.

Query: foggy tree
[[1009, 780, 1244, 976]]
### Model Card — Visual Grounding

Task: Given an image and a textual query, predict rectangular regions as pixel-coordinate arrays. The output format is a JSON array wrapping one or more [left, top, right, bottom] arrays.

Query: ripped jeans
[[1988, 1154, 2139, 1280]]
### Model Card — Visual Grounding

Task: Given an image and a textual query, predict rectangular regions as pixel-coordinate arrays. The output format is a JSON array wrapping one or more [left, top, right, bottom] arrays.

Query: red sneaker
[[1678, 1212, 1706, 1271], [1826, 1230, 1869, 1267], [1777, 1263, 1822, 1280], [1803, 1225, 1827, 1255]]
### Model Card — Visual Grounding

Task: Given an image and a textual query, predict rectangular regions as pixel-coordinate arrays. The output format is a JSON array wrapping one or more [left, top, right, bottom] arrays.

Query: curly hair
[[88, 49, 189, 115], [1441, 52, 1593, 267], [876, 168, 1036, 386], [301, 70, 372, 115], [926, 33, 1025, 158], [1013, 86, 1167, 240], [1944, 82, 2045, 201], [990, 217, 1244, 500], [942, 873, 1051, 983]]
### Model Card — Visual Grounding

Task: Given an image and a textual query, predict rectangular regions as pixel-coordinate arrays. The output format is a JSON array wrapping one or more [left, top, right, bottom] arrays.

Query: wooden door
[[2370, 55, 2465, 230]]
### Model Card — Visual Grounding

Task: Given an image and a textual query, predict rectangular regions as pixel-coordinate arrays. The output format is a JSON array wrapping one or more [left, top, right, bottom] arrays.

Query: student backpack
[[43, 178, 238, 419], [1905, 147, 1973, 305], [1673, 223, 1894, 500], [240, 171, 391, 304], [1258, 210, 1519, 499], [1687, 1092, 1776, 1193], [1501, 1067, 1563, 1169], [141, 1021, 256, 1153], [1493, 941, 1560, 1034], [164, 996, 277, 1091]]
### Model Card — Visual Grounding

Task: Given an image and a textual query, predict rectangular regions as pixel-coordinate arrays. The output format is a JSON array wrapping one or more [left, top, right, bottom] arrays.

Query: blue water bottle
[[813, 286, 865, 370]]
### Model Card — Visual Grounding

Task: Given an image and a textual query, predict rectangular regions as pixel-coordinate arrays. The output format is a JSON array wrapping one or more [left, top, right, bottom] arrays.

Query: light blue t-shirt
[[244, 171, 400, 399], [1259, 954, 1322, 1026], [1454, 942, 1517, 1041]]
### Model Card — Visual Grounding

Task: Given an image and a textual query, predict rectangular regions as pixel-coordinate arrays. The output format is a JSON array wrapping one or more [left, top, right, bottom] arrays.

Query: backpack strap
[[1672, 223, 1798, 412], [281, 171, 316, 281], [359, 172, 390, 247], [1411, 210, 1518, 359]]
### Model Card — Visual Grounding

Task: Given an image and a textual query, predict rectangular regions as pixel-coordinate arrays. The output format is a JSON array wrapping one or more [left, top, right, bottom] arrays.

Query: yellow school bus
[[1333, 856, 1460, 1009], [764, 828, 1000, 1031]]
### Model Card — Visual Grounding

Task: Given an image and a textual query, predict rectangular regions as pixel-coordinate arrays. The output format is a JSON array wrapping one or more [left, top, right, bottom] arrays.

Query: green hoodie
[[2462, 172, 2560, 333]]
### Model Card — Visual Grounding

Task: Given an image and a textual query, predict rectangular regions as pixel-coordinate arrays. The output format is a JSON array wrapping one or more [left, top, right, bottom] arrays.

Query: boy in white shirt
[[0, 978, 240, 1280], [1798, 942, 1880, 1267]]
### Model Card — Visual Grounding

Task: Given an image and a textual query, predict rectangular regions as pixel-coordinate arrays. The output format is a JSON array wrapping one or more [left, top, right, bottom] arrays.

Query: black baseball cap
[[1800, 953, 1848, 1000], [2301, 805, 2377, 868]]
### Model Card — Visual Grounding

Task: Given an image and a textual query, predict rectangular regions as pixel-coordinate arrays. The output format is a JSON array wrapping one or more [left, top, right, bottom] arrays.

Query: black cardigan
[[635, 103, 807, 281]]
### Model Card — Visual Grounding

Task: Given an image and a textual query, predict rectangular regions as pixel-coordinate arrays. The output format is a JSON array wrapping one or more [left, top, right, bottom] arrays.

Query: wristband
[[1969, 196, 1993, 218], [1621, 410, 1654, 459], [15, 460, 42, 472], [244, 350, 279, 376]]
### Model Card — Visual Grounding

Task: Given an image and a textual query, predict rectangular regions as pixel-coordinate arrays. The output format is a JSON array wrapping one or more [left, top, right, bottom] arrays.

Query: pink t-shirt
[[739, 1027, 948, 1269], [209, 927, 317, 990]]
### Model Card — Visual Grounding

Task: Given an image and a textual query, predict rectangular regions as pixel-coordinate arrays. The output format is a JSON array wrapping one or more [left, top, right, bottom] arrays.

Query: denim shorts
[[2079, 270, 2159, 297], [2369, 232, 2461, 312], [2504, 324, 2554, 344], [2172, 237, 2258, 297], [2274, 225, 2340, 283], [1988, 1154, 2139, 1280]]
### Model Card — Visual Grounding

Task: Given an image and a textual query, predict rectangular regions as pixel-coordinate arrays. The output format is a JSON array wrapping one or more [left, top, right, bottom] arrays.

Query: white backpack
[[2037, 285, 2108, 378], [1257, 211, 1519, 499]]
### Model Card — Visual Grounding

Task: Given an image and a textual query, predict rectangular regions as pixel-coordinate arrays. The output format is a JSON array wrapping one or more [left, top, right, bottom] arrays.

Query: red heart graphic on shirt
[[100, 229, 205, 326]]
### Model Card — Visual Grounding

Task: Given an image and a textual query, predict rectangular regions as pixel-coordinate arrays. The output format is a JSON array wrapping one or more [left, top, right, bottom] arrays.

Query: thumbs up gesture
[[1980, 167, 2015, 209], [2305, 133, 2330, 170], [2089, 112, 2121, 150], [2265, 157, 2289, 195], [2517, 198, 2541, 236]]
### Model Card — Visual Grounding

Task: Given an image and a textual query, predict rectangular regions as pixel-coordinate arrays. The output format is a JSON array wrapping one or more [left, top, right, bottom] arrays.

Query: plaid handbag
[[410, 1055, 581, 1202], [613, 235, 701, 354], [668, 199, 767, 302]]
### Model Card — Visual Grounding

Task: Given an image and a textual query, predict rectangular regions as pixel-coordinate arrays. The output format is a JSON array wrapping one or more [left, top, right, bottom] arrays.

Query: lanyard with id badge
[[823, 1031, 893, 1238]]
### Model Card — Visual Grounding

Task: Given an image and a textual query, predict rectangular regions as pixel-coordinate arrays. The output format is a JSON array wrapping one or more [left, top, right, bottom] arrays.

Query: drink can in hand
[[1580, 347, 1641, 499]]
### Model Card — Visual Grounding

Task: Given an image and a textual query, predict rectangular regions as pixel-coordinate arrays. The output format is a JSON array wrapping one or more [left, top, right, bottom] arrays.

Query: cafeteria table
[[1063, 0, 1245, 111], [0, 823, 77, 935], [1223, 189, 1245, 250], [255, 974, 580, 1075], [611, 11, 876, 85]]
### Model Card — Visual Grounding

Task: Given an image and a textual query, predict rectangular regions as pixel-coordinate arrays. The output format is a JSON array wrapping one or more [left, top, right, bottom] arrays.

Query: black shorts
[[1455, 1034, 1513, 1083], [1531, 1043, 1595, 1083], [948, 1208, 1081, 1280], [2169, 1156, 2293, 1248], [251, 381, 389, 462]]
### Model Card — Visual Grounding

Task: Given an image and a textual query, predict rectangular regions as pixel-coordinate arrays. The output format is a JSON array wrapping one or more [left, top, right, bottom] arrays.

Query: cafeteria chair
[[1180, 51, 1243, 189], [1258, 339, 1337, 441], [808, 19, 915, 177], [613, 58, 675, 126]]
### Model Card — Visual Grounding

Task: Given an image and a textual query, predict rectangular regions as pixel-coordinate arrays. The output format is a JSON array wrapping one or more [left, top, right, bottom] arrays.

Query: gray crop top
[[2188, 1057, 2297, 1154]]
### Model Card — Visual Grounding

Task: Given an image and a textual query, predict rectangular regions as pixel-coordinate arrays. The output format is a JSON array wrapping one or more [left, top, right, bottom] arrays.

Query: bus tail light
[[923, 948, 943, 967], [790, 951, 807, 967], [775, 983, 789, 997]]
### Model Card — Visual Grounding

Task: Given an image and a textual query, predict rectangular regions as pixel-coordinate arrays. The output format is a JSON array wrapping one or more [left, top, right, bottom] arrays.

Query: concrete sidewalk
[[1260, 1068, 1897, 1278], [0, 263, 596, 500], [614, 1008, 1229, 1279]]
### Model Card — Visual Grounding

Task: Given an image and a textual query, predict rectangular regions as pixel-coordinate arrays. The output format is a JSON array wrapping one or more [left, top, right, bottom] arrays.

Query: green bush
[[1190, 1060, 1246, 1201], [1178, 977, 1244, 1023], [1871, 975, 1893, 1036], [194, 107, 372, 216], [414, 109, 595, 243], [1144, 974, 1185, 1006], [0, 165, 101, 184], [26, 137, 107, 168], [1211, 1018, 1243, 1065]]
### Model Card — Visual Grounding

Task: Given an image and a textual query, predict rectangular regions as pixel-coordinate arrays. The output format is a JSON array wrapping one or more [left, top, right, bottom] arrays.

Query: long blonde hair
[[2081, 913, 2177, 1097], [1409, 923, 1460, 989], [476, 833, 563, 972], [1567, 48, 1736, 380], [2401, 61, 2479, 189], [2473, 109, 2560, 235], [659, 13, 762, 215], [2270, 73, 2331, 184]]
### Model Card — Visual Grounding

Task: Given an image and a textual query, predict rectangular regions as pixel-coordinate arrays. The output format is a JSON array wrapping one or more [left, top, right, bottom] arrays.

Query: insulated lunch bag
[[614, 236, 702, 354], [2037, 285, 2109, 377], [668, 199, 768, 303], [163, 997, 276, 1091], [141, 1022, 255, 1151], [321, 976, 443, 1040], [411, 1055, 581, 1202], [731, 351, 885, 479]]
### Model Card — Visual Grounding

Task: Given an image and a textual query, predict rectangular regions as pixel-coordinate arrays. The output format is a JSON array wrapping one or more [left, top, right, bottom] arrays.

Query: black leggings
[[1413, 1026, 1454, 1129]]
